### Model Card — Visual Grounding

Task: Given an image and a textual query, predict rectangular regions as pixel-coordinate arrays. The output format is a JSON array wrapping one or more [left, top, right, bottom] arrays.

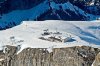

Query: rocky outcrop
[[1, 45, 17, 66], [92, 52, 100, 66], [1, 45, 99, 66], [0, 50, 5, 66]]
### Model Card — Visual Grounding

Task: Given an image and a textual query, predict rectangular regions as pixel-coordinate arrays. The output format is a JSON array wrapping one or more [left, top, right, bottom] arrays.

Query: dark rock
[[1, 45, 100, 66], [92, 52, 100, 66]]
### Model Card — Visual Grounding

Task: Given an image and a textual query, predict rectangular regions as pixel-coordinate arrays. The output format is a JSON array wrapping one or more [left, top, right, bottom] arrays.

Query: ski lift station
[[39, 29, 73, 43]]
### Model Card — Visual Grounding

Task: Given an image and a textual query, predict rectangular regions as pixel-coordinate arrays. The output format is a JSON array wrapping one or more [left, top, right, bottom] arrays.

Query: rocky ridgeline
[[0, 45, 100, 66]]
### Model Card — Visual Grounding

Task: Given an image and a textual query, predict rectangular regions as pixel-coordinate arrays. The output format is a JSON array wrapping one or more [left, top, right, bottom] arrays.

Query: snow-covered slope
[[0, 20, 100, 53], [0, 0, 49, 29]]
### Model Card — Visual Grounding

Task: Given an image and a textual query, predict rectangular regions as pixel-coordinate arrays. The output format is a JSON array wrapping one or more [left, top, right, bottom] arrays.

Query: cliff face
[[92, 52, 100, 66], [0, 50, 4, 66], [0, 45, 100, 66]]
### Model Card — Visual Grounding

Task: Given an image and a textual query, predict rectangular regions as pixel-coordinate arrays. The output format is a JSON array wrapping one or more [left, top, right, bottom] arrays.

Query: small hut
[[40, 29, 72, 43], [40, 34, 72, 43]]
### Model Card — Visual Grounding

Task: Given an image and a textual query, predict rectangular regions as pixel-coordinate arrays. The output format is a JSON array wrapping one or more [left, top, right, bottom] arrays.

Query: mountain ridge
[[0, 0, 100, 30]]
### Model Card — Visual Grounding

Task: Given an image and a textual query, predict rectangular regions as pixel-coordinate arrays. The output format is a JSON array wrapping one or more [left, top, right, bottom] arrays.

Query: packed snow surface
[[0, 20, 100, 53]]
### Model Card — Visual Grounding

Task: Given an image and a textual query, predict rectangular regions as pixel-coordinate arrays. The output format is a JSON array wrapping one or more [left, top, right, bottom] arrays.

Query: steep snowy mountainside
[[0, 0, 99, 30], [69, 0, 100, 15], [0, 0, 44, 13], [0, 0, 49, 29], [0, 20, 100, 53], [38, 1, 95, 20]]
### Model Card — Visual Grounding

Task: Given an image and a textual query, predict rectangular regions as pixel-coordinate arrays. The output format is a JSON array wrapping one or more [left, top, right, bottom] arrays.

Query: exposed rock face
[[2, 45, 17, 66], [0, 50, 5, 66], [92, 52, 100, 66], [0, 45, 100, 66]]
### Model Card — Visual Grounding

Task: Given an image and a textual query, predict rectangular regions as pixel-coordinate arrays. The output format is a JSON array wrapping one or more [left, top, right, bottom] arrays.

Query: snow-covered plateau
[[0, 20, 100, 53]]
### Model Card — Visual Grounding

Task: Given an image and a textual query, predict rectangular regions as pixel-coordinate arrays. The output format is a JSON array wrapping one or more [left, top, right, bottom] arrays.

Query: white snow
[[90, 2, 94, 6], [0, 20, 100, 54]]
